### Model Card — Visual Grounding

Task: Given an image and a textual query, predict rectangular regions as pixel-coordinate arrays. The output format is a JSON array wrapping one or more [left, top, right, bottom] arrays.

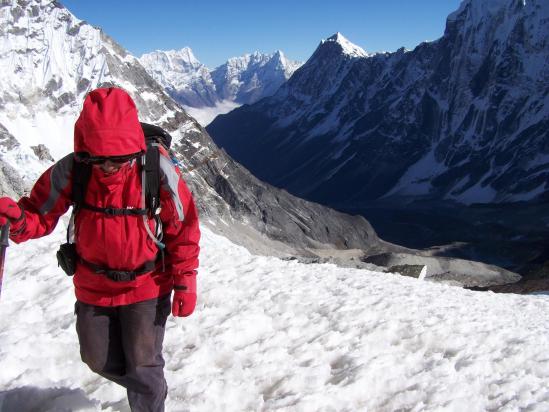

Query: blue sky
[[61, 0, 462, 68]]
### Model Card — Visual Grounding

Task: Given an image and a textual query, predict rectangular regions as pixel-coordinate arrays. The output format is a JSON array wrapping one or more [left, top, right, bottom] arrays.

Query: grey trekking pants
[[75, 294, 171, 412]]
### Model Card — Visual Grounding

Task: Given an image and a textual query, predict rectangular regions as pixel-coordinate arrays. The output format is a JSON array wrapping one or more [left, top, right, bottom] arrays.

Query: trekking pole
[[0, 223, 10, 298]]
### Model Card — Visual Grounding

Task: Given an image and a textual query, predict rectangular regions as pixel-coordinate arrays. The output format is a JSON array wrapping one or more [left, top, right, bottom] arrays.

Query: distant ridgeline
[[139, 48, 302, 108]]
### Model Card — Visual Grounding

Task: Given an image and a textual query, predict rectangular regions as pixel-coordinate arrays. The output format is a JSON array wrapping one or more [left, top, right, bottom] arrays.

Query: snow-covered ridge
[[139, 47, 204, 75], [0, 0, 106, 97], [222, 50, 301, 76], [161, 47, 201, 66], [448, 0, 530, 22]]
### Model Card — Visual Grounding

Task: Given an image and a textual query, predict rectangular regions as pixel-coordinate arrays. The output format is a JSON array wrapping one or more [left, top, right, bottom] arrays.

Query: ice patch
[[506, 182, 547, 202], [382, 149, 445, 198], [140, 91, 158, 101], [453, 180, 498, 204], [0, 111, 75, 161]]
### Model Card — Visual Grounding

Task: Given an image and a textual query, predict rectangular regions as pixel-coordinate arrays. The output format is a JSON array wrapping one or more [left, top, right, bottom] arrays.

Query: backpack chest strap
[[80, 202, 148, 216]]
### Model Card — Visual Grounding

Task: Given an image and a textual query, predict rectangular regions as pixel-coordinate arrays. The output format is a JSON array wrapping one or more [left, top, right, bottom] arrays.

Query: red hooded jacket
[[9, 88, 200, 306]]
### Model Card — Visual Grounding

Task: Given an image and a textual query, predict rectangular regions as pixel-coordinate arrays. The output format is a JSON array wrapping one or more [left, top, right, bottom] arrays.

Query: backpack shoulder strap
[[141, 122, 173, 216], [66, 156, 91, 243], [144, 143, 161, 213], [71, 156, 92, 209], [139, 148, 166, 254]]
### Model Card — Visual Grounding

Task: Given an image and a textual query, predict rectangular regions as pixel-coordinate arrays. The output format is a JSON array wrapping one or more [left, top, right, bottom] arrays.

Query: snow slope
[[0, 218, 548, 411]]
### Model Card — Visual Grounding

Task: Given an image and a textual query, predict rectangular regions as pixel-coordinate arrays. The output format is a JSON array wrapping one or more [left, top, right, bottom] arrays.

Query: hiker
[[0, 87, 200, 412]]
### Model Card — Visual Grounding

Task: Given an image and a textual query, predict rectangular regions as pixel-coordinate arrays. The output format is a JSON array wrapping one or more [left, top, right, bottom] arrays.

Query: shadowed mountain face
[[208, 2, 549, 206], [207, 1, 549, 273]]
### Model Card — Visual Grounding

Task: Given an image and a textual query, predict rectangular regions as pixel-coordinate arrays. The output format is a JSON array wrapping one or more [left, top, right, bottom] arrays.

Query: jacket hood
[[74, 88, 146, 157]]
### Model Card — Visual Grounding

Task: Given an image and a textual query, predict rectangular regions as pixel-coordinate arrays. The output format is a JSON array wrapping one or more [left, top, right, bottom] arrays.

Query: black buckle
[[103, 208, 118, 216], [106, 271, 136, 282]]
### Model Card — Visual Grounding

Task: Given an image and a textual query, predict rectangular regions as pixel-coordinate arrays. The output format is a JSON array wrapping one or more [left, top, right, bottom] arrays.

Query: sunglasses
[[75, 152, 141, 165]]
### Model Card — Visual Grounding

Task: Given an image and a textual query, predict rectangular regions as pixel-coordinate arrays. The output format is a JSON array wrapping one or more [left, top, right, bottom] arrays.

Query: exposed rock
[[387, 265, 426, 279], [469, 278, 549, 295], [0, 158, 29, 198], [31, 144, 54, 162], [364, 252, 520, 287], [0, 123, 19, 151]]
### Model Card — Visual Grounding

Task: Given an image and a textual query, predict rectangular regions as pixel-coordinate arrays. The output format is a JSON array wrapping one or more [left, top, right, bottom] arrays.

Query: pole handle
[[0, 222, 10, 248]]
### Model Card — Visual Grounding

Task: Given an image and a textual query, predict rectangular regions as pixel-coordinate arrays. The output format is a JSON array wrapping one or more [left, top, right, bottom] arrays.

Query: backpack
[[57, 123, 174, 281], [72, 122, 172, 218]]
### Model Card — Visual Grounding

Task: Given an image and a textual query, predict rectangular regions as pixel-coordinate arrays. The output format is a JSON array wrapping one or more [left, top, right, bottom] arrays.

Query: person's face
[[76, 152, 139, 173], [96, 158, 129, 174]]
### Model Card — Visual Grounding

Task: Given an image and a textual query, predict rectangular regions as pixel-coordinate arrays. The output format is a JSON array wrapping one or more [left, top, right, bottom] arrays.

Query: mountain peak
[[322, 32, 368, 58], [174, 46, 199, 64], [141, 47, 201, 67], [273, 49, 284, 59], [326, 32, 346, 42]]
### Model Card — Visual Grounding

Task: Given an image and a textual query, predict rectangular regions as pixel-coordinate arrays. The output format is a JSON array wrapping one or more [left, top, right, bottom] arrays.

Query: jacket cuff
[[173, 271, 196, 294], [9, 208, 27, 239]]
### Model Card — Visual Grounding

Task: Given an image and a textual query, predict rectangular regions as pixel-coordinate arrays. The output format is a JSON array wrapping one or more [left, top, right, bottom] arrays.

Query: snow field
[[0, 219, 548, 411]]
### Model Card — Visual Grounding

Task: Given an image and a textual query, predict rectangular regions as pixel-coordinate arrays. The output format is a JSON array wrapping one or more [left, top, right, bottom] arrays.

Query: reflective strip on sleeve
[[39, 153, 74, 215], [159, 155, 184, 221]]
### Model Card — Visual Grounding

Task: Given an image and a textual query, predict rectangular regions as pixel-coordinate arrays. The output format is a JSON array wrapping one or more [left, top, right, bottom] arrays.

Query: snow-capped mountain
[[208, 1, 549, 207], [0, 0, 391, 269], [139, 47, 218, 107], [0, 0, 524, 285], [140, 48, 301, 125], [211, 50, 302, 104], [140, 48, 301, 107], [0, 0, 192, 184]]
